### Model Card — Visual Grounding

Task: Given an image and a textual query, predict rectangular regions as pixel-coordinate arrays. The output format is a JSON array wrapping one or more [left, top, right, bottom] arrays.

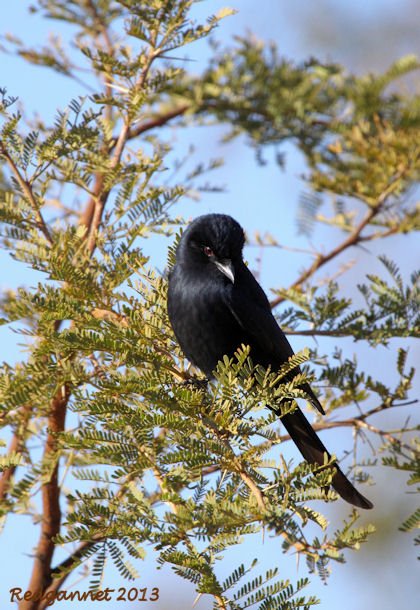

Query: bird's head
[[176, 214, 245, 283]]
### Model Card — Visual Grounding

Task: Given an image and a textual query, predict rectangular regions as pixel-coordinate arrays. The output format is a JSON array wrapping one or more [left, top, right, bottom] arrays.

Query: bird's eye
[[203, 246, 214, 257]]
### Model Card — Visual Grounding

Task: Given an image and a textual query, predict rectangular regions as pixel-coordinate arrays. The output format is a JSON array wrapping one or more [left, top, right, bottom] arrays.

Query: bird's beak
[[214, 259, 235, 283]]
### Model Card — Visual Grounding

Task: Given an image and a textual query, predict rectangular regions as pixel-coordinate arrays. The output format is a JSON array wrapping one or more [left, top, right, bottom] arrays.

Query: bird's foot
[[182, 377, 209, 390]]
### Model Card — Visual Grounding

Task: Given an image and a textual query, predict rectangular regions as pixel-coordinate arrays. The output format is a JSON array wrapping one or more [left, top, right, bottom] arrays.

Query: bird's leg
[[182, 376, 209, 390]]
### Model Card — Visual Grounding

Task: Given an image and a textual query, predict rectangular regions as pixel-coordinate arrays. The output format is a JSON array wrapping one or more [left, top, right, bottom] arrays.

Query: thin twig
[[270, 167, 407, 308], [275, 400, 419, 454], [0, 431, 20, 502], [122, 103, 190, 145], [85, 45, 160, 254], [284, 327, 416, 338], [0, 139, 52, 243], [38, 468, 147, 608]]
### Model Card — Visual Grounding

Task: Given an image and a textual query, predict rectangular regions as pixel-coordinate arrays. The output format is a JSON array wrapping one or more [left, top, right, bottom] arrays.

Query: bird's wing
[[225, 265, 325, 414], [226, 264, 295, 363]]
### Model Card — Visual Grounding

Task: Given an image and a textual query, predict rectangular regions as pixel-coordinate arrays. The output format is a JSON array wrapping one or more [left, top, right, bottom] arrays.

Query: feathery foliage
[[0, 2, 419, 609]]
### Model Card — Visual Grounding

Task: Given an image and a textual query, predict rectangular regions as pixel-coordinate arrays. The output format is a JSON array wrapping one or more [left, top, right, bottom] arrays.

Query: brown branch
[[237, 465, 266, 512], [0, 404, 33, 503], [275, 399, 419, 454], [25, 12, 117, 600], [35, 540, 98, 610], [358, 398, 418, 420], [124, 104, 190, 143], [204, 418, 314, 554], [40, 482, 166, 605], [0, 140, 53, 243], [21, 32, 119, 603], [4, 19, 184, 608], [79, 0, 115, 237], [284, 327, 416, 339], [198, 400, 418, 479], [20, 383, 71, 610], [84, 120, 129, 254], [51, 540, 95, 580], [270, 168, 408, 308], [0, 431, 20, 502], [285, 329, 359, 338], [214, 595, 228, 610], [39, 468, 152, 606], [358, 224, 400, 242], [33, 81, 186, 610], [79, 174, 103, 234], [270, 206, 377, 308], [84, 42, 160, 255]]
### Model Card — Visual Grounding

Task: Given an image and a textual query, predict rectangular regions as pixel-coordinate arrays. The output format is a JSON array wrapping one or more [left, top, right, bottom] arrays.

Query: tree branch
[[270, 167, 407, 308], [20, 384, 71, 610], [0, 405, 32, 503], [0, 139, 53, 243], [38, 481, 166, 606], [84, 46, 161, 255], [284, 327, 416, 338], [123, 104, 190, 144], [276, 399, 419, 454], [0, 431, 20, 503], [24, 39, 177, 607], [35, 540, 98, 610]]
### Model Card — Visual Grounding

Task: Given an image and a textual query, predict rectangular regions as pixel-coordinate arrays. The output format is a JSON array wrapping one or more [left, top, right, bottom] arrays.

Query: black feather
[[167, 214, 373, 510]]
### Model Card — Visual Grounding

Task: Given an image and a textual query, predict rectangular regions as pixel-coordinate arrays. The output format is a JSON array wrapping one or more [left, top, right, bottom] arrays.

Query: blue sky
[[1, 2, 419, 609]]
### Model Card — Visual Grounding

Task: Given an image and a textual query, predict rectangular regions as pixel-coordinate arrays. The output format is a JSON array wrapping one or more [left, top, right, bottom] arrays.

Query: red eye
[[203, 246, 214, 257]]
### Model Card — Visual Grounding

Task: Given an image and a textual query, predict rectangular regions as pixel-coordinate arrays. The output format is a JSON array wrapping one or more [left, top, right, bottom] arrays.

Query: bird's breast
[[167, 269, 245, 377]]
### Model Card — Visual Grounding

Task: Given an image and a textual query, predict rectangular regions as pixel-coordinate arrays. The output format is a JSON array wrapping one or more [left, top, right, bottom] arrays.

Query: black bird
[[167, 213, 373, 509]]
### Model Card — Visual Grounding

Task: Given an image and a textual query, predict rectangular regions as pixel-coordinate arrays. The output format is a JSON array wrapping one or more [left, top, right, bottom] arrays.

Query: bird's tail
[[281, 408, 373, 510]]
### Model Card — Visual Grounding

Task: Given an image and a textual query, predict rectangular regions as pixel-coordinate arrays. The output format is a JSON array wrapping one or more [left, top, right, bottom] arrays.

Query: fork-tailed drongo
[[167, 213, 373, 509]]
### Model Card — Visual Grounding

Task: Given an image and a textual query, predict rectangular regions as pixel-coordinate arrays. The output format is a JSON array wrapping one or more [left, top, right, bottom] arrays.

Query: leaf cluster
[[0, 2, 418, 608]]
